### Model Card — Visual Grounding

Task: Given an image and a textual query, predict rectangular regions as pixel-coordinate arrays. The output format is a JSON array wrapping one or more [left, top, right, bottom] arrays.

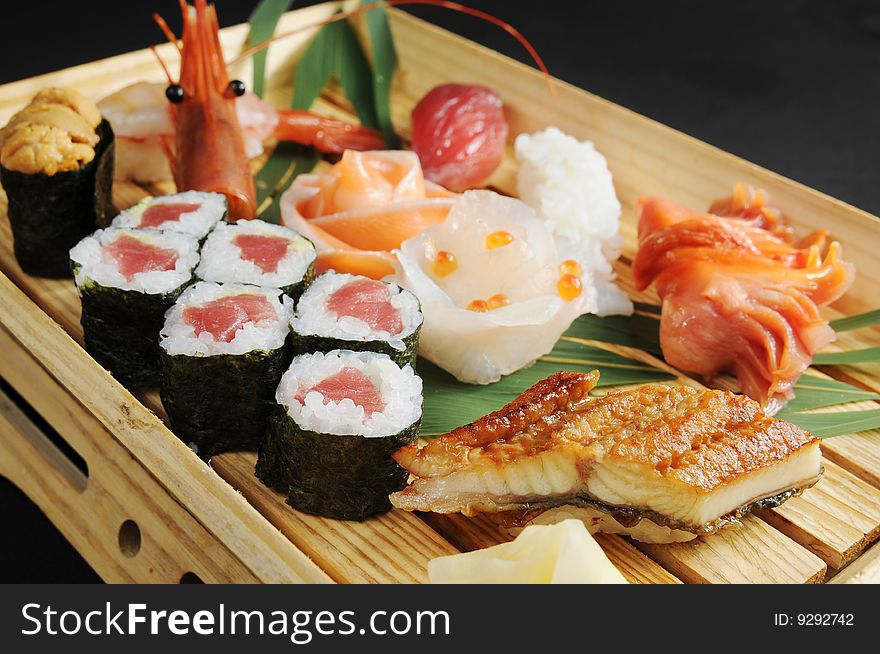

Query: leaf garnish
[[247, 0, 293, 98]]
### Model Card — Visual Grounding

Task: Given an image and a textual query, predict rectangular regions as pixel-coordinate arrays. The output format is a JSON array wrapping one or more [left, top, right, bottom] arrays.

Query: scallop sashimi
[[390, 371, 822, 543], [104, 234, 179, 281], [280, 150, 455, 279], [183, 293, 277, 343], [391, 190, 599, 384], [632, 187, 854, 413]]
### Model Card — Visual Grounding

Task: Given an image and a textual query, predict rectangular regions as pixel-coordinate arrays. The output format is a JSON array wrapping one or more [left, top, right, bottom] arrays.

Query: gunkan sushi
[[256, 349, 423, 521], [195, 219, 317, 301], [290, 271, 423, 367], [159, 282, 294, 457], [0, 87, 115, 277], [69, 227, 200, 387], [112, 191, 226, 239]]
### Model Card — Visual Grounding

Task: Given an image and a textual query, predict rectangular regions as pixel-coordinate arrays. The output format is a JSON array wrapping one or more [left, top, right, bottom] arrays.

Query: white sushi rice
[[70, 227, 199, 294], [515, 127, 632, 316], [196, 219, 316, 288], [160, 281, 293, 357], [292, 272, 422, 352], [112, 191, 226, 239], [277, 350, 422, 437]]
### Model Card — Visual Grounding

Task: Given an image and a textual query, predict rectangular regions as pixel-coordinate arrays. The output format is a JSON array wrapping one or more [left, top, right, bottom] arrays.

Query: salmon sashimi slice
[[140, 202, 201, 228], [104, 234, 179, 280], [183, 294, 276, 343], [390, 371, 822, 542], [280, 150, 455, 279], [325, 278, 403, 335], [295, 367, 384, 414], [632, 188, 854, 413], [233, 233, 290, 273]]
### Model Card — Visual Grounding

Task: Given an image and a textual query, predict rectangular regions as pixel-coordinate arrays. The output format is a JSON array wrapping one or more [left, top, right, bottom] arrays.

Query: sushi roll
[[69, 227, 200, 387], [112, 191, 226, 240], [256, 350, 423, 521], [195, 219, 317, 301], [159, 282, 294, 457], [0, 88, 115, 277], [291, 272, 423, 367]]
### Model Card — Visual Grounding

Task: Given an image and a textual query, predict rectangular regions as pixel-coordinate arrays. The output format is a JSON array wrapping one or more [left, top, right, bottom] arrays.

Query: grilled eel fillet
[[390, 371, 822, 542]]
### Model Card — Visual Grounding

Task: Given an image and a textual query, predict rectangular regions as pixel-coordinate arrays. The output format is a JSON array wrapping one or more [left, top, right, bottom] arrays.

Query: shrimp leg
[[274, 110, 385, 153]]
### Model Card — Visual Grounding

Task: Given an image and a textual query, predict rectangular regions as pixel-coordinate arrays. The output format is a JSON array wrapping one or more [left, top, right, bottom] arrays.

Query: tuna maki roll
[[159, 282, 294, 457], [196, 219, 317, 301], [112, 191, 226, 240], [69, 227, 199, 387], [0, 87, 115, 277], [291, 272, 423, 367], [256, 349, 422, 521]]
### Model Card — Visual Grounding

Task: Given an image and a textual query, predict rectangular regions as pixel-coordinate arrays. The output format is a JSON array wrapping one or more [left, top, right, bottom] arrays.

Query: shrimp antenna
[[153, 11, 182, 52], [149, 45, 175, 84], [229, 0, 557, 97]]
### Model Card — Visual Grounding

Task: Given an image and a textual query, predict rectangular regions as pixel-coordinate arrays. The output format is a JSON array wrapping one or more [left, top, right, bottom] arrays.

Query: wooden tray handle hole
[[118, 519, 141, 558], [179, 571, 204, 584]]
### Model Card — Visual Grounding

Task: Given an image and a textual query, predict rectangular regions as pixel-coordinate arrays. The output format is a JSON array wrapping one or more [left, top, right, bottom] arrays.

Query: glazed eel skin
[[390, 371, 822, 542]]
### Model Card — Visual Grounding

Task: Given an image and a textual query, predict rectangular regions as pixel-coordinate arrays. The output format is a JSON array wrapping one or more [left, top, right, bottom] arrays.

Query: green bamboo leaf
[[291, 17, 379, 130], [563, 312, 663, 357], [781, 376, 880, 414], [361, 0, 400, 147], [247, 0, 292, 98], [784, 409, 880, 439], [633, 302, 661, 316], [254, 144, 319, 223], [812, 347, 880, 366], [829, 308, 880, 332], [420, 342, 673, 436]]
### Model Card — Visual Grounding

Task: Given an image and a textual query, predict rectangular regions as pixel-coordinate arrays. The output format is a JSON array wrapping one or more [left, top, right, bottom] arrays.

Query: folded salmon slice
[[390, 371, 822, 542]]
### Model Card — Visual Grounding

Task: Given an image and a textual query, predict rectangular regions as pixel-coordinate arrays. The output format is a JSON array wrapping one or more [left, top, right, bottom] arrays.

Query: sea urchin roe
[[486, 230, 515, 250], [295, 367, 385, 414], [140, 202, 202, 228], [183, 294, 276, 343], [466, 299, 490, 312], [487, 294, 511, 310], [432, 250, 458, 277], [557, 273, 583, 301], [0, 87, 101, 175], [560, 259, 583, 277], [104, 234, 179, 281]]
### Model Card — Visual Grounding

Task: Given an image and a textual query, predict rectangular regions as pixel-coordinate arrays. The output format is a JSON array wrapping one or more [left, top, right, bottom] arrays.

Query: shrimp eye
[[165, 84, 185, 104], [227, 79, 246, 97]]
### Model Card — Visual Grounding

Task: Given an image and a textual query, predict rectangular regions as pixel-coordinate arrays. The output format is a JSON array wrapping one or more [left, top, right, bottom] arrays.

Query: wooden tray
[[1, 3, 879, 584]]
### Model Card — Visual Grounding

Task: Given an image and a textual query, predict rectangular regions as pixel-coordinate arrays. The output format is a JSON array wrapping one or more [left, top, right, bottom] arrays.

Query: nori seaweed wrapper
[[160, 342, 291, 457], [1, 119, 115, 277], [76, 269, 190, 388], [279, 258, 317, 304], [291, 322, 420, 369], [256, 406, 420, 521]]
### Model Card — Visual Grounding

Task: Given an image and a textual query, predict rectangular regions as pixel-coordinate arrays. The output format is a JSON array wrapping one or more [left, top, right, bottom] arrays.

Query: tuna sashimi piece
[[183, 294, 276, 343], [325, 278, 403, 335], [233, 233, 290, 273], [140, 202, 201, 228], [295, 367, 384, 414], [104, 234, 179, 281]]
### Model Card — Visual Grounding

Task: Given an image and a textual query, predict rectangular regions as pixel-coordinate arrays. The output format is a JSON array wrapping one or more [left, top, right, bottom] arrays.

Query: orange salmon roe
[[486, 231, 514, 250], [487, 294, 510, 310], [560, 259, 583, 276], [466, 299, 490, 312], [557, 273, 583, 301], [433, 250, 458, 277]]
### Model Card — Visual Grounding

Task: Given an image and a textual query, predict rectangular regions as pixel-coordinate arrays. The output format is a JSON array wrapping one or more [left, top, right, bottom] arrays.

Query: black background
[[2, 0, 880, 582]]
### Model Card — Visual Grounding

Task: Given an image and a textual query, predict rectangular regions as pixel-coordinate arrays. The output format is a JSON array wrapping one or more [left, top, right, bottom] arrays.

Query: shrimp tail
[[275, 110, 385, 153]]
